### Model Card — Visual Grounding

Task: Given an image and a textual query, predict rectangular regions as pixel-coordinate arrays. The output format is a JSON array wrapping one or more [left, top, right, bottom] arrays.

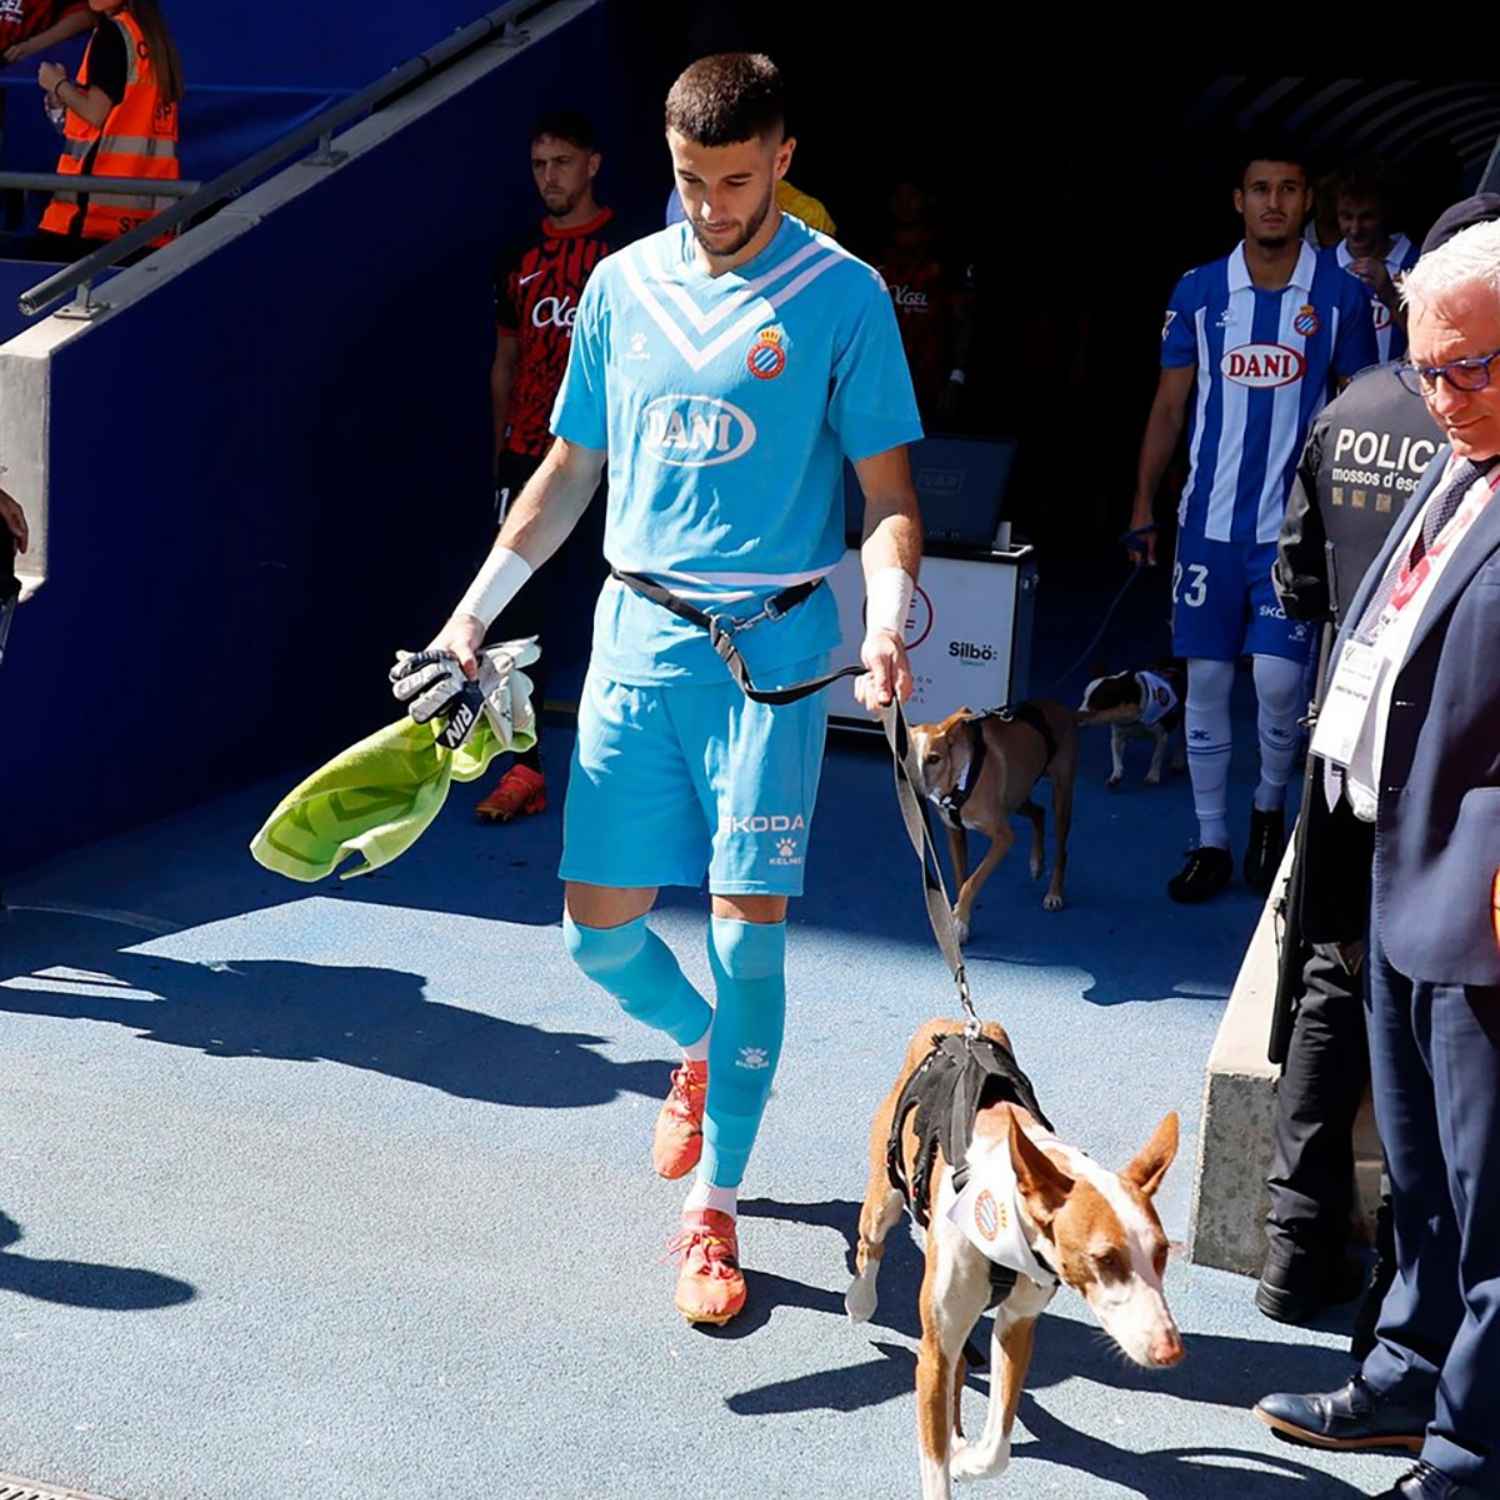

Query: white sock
[[681, 1025, 710, 1064], [1252, 654, 1305, 813], [1186, 658, 1234, 849], [683, 1181, 737, 1218]]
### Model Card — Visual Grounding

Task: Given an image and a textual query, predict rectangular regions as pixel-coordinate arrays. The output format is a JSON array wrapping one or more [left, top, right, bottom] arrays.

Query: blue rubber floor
[[0, 561, 1402, 1500]]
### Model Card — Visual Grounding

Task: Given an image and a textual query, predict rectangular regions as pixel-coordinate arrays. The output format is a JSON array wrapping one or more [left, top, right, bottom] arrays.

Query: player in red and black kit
[[478, 110, 614, 823], [874, 179, 974, 429]]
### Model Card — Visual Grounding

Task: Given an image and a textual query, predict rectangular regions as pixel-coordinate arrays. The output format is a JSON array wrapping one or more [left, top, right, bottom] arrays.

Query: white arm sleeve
[[453, 546, 533, 629], [865, 566, 915, 638]]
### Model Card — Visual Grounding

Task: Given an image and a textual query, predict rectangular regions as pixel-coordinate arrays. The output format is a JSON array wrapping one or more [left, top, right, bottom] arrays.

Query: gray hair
[[1402, 219, 1500, 317]]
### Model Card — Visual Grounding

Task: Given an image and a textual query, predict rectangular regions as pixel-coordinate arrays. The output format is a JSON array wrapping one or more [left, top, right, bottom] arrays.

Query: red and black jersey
[[495, 206, 614, 460], [877, 252, 956, 418], [0, 0, 83, 47]]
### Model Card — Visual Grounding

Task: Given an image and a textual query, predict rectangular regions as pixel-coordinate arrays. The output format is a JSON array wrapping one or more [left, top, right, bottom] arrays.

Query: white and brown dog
[[1076, 663, 1187, 789], [847, 1019, 1184, 1499], [911, 701, 1079, 937]]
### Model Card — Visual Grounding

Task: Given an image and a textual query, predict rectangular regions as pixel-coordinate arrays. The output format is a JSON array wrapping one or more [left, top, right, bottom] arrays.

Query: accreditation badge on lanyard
[[1313, 472, 1495, 770]]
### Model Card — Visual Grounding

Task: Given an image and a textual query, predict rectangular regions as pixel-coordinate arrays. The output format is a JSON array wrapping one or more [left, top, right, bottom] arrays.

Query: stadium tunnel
[[2, 0, 1499, 880]]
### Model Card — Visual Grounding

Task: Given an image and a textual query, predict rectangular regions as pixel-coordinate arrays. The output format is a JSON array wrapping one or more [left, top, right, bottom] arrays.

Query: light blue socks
[[699, 916, 786, 1191], [564, 911, 787, 1198], [563, 912, 712, 1049]]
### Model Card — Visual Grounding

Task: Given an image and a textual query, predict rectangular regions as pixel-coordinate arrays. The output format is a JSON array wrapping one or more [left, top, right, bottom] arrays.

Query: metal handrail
[[0, 172, 201, 198], [17, 0, 537, 320]]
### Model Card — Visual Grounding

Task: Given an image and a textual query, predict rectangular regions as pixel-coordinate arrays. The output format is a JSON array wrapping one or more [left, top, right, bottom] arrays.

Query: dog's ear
[[1008, 1110, 1074, 1226], [1121, 1111, 1179, 1198]]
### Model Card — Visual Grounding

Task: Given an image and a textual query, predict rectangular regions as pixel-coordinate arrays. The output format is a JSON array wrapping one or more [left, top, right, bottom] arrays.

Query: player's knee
[[564, 911, 647, 980], [709, 916, 786, 981]]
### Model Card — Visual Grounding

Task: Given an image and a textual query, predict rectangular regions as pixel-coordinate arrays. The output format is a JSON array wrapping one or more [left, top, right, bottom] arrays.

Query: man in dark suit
[[1255, 217, 1500, 1500], [1258, 197, 1500, 1342]]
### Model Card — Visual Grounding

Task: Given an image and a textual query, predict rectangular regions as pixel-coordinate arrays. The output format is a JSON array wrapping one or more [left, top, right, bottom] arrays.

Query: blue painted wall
[[1, 2, 646, 879]]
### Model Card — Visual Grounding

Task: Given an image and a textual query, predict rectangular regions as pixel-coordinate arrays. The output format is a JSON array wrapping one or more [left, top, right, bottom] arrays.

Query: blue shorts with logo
[[1171, 532, 1315, 664], [559, 655, 831, 897]]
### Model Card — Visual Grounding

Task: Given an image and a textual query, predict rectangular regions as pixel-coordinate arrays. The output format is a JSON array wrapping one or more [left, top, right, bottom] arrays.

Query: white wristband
[[865, 566, 915, 638], [453, 546, 533, 629]]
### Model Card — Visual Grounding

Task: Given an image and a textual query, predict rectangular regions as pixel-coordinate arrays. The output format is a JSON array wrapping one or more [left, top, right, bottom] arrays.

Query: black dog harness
[[934, 702, 1059, 831], [886, 1031, 1055, 1307]]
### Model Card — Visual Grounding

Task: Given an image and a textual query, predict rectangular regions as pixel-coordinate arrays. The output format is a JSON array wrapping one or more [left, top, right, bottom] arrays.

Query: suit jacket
[[1329, 445, 1500, 985]]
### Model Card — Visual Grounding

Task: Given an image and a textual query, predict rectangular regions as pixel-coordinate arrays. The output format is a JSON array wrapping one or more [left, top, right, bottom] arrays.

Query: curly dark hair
[[664, 53, 785, 146]]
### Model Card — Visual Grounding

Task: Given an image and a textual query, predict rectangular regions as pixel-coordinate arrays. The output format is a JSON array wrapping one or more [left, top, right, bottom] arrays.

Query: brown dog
[[847, 1018, 1184, 1498], [910, 701, 1079, 939]]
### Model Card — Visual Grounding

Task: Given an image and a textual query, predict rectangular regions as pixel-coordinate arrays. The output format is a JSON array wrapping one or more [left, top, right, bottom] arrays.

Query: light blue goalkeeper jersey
[[551, 212, 923, 685]]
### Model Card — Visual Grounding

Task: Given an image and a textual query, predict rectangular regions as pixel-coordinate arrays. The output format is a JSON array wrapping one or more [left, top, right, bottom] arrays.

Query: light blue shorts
[[559, 655, 830, 896]]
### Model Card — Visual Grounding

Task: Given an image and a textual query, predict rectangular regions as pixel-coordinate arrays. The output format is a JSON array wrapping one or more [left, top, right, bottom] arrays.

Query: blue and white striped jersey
[[1334, 233, 1419, 363], [1162, 242, 1378, 545], [552, 215, 922, 685]]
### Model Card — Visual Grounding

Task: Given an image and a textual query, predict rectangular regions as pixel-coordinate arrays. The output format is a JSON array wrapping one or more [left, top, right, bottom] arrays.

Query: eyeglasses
[[1396, 348, 1500, 397]]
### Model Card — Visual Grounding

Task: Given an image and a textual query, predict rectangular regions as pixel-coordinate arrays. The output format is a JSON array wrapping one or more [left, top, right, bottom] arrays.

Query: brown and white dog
[[1076, 664, 1187, 790], [911, 701, 1079, 937], [847, 1019, 1184, 1498]]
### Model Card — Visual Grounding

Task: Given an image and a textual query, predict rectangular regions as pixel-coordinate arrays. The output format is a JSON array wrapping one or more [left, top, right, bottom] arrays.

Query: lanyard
[[1381, 467, 1500, 624]]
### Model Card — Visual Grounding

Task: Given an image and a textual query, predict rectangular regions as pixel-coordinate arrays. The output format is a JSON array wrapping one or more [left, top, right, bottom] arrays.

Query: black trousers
[[1265, 940, 1370, 1255]]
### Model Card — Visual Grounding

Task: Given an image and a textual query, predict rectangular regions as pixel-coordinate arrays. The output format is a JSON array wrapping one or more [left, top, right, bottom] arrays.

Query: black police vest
[[1283, 362, 1442, 625]]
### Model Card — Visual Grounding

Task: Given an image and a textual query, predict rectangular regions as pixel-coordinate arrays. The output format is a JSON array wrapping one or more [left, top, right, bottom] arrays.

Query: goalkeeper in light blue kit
[[396, 53, 924, 1325]]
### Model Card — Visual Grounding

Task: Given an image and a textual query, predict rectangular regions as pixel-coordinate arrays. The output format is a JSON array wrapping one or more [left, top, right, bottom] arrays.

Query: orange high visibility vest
[[39, 7, 180, 244]]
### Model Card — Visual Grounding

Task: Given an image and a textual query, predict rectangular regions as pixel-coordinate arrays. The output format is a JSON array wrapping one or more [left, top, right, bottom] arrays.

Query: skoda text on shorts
[[415, 53, 923, 1325], [1131, 150, 1378, 904]]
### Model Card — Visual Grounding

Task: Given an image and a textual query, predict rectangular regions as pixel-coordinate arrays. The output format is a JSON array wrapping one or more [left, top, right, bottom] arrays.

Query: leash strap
[[610, 567, 864, 705], [880, 701, 979, 1035], [611, 566, 977, 1030]]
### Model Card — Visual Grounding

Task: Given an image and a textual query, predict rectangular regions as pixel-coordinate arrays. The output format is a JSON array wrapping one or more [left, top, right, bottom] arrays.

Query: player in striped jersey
[[1130, 146, 1378, 904], [414, 54, 923, 1324], [1331, 163, 1420, 364]]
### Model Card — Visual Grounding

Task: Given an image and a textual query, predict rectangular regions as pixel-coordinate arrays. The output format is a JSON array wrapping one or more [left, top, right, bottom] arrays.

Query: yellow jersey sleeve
[[776, 179, 837, 239]]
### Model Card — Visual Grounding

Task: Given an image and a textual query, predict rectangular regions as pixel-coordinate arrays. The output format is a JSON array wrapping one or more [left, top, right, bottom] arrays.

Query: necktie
[[1351, 455, 1498, 643], [1325, 453, 1498, 811]]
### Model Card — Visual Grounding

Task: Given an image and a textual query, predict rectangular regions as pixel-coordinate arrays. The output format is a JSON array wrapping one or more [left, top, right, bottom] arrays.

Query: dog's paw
[[950, 1437, 1010, 1481], [845, 1275, 877, 1324], [1042, 892, 1064, 912], [1106, 773, 1122, 790], [1145, 769, 1162, 786]]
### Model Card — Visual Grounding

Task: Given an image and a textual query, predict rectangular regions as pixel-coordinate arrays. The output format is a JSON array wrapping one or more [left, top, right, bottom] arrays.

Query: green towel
[[250, 713, 533, 882]]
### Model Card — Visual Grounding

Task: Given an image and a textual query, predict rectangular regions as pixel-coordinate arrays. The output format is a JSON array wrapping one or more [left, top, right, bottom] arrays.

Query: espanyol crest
[[1293, 303, 1321, 338], [746, 324, 788, 380]]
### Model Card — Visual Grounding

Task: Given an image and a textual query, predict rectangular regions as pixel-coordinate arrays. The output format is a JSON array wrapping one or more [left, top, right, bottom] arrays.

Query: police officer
[[1256, 196, 1500, 1344]]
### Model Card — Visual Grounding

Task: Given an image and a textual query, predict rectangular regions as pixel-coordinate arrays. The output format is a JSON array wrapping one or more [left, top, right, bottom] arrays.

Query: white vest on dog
[[946, 1141, 1060, 1288], [1136, 670, 1179, 729]]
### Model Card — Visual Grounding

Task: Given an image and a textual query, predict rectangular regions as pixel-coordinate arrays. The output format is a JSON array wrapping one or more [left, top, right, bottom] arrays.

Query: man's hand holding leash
[[856, 625, 913, 711], [853, 446, 923, 714]]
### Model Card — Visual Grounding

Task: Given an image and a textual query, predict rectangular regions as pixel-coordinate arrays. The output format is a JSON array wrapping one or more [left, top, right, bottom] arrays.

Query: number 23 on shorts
[[1173, 561, 1209, 608]]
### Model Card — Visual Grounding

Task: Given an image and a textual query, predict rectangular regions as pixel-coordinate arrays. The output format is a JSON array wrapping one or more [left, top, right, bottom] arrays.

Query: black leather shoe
[[1256, 1241, 1367, 1325], [1243, 806, 1286, 893], [1373, 1461, 1479, 1498], [1254, 1374, 1427, 1452], [1167, 845, 1233, 904]]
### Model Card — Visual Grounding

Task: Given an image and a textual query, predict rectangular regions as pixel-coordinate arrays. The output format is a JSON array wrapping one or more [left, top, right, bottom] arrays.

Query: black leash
[[613, 566, 978, 1031], [879, 700, 980, 1037], [611, 568, 864, 705]]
